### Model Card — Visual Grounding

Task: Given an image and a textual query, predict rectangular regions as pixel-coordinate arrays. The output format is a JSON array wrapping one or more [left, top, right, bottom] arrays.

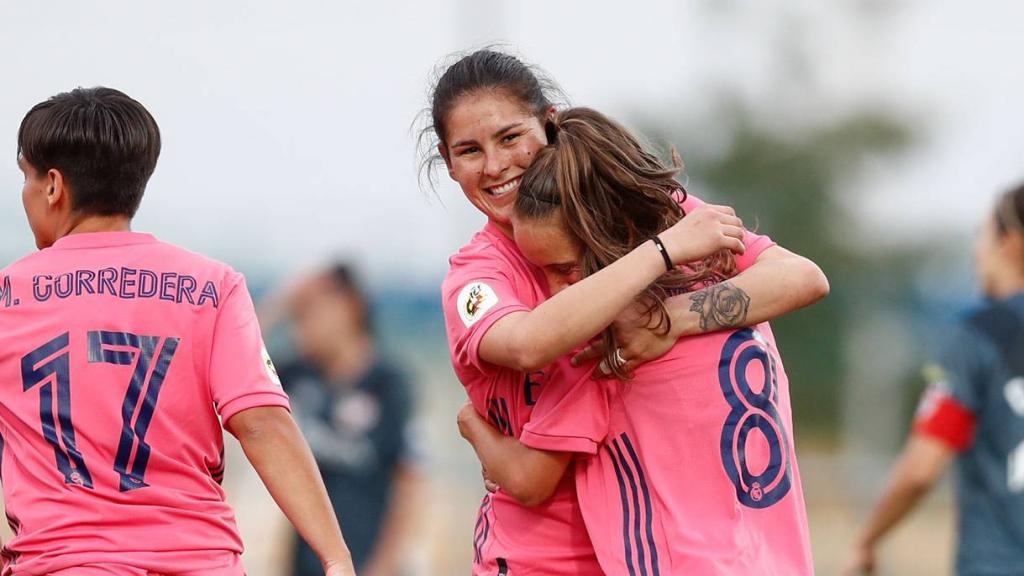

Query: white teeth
[[490, 178, 520, 196]]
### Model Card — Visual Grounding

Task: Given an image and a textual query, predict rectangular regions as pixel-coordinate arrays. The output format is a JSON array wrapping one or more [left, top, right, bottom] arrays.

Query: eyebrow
[[450, 122, 526, 149]]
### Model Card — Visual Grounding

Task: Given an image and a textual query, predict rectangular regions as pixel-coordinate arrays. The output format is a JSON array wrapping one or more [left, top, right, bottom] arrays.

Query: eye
[[456, 146, 480, 157], [552, 264, 579, 277], [501, 132, 522, 144]]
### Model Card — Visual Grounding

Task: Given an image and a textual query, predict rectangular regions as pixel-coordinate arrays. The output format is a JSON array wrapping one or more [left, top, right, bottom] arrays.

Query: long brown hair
[[516, 107, 736, 378]]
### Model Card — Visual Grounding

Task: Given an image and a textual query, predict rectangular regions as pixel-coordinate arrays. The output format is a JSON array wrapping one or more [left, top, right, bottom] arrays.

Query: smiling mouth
[[486, 178, 521, 198]]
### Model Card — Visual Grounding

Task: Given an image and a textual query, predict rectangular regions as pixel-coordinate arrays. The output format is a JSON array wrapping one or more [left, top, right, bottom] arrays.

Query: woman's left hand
[[571, 302, 676, 377]]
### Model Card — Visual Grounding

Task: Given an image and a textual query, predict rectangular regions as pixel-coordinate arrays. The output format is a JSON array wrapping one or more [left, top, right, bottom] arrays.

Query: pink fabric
[[443, 222, 602, 575], [525, 326, 814, 575], [0, 232, 285, 575], [443, 193, 777, 574]]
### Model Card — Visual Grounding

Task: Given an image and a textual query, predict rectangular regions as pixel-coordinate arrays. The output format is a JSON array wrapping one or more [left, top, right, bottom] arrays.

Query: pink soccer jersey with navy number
[[0, 232, 289, 576], [527, 325, 814, 576], [443, 221, 602, 576]]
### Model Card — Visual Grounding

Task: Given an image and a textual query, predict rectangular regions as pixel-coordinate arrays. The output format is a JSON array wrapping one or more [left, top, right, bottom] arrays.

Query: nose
[[483, 149, 509, 180]]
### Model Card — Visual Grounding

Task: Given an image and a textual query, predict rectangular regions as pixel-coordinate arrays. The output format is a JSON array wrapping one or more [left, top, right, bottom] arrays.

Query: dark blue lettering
[[0, 276, 11, 307], [98, 268, 118, 295], [197, 281, 219, 308], [137, 270, 158, 298], [177, 275, 197, 305], [33, 275, 52, 301], [159, 273, 177, 303], [119, 268, 138, 299], [54, 273, 73, 299], [75, 270, 96, 296]]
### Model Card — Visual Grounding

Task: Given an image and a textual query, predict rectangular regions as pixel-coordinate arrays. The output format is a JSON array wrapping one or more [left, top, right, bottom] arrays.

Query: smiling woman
[[425, 48, 761, 576], [425, 47, 828, 576]]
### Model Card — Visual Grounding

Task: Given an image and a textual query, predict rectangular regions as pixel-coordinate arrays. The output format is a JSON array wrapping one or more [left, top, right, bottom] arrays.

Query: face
[[18, 156, 58, 249], [513, 214, 584, 295], [973, 214, 1024, 297], [289, 277, 362, 363], [442, 91, 550, 229]]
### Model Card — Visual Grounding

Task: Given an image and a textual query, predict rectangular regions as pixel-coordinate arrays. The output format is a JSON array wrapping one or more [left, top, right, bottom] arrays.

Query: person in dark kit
[[279, 263, 420, 576], [844, 183, 1024, 576]]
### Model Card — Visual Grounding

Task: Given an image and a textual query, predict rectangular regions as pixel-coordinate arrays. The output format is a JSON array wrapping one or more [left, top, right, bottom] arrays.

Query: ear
[[1004, 230, 1024, 262], [45, 168, 68, 209], [438, 143, 451, 167], [438, 143, 455, 179]]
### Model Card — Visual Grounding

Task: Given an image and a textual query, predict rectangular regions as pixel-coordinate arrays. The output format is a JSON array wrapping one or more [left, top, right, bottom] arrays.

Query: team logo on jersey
[[261, 344, 282, 387], [457, 282, 498, 327]]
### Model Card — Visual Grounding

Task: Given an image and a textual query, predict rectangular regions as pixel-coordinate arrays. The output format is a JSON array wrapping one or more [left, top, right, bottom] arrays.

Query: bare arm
[[457, 402, 570, 507], [480, 204, 746, 372], [841, 435, 955, 576], [361, 463, 421, 576], [226, 406, 356, 576], [575, 245, 829, 372], [672, 246, 829, 336]]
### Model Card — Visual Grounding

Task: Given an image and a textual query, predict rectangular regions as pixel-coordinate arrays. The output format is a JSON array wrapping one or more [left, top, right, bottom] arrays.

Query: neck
[[321, 333, 374, 383], [491, 219, 513, 239], [57, 214, 132, 240]]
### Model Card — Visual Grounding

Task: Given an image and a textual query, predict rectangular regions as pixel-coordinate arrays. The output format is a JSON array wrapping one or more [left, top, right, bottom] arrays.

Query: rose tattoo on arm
[[688, 282, 751, 332]]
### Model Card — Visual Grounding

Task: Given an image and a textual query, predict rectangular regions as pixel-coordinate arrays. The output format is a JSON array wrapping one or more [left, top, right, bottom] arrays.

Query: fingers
[[591, 348, 635, 379], [705, 203, 736, 216], [721, 225, 746, 254], [571, 341, 606, 367]]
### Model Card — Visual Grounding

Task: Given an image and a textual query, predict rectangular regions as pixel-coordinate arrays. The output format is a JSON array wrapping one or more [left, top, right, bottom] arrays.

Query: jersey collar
[[50, 231, 158, 250]]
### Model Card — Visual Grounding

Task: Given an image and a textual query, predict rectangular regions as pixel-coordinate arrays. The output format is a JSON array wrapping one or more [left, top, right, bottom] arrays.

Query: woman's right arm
[[457, 401, 570, 507], [478, 203, 745, 372]]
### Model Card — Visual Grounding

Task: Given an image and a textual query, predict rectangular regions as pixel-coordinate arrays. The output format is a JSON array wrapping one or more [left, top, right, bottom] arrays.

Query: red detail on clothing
[[913, 393, 977, 452]]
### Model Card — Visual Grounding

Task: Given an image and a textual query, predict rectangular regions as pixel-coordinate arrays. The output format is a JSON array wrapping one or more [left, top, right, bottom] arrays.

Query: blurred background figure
[[273, 263, 421, 576], [843, 184, 1024, 576]]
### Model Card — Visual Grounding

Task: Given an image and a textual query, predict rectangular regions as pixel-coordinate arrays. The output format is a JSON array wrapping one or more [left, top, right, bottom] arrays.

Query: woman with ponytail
[[426, 49, 827, 574], [457, 107, 818, 575]]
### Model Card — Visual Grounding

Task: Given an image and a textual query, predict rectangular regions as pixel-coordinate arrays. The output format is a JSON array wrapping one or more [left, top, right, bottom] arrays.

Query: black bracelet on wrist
[[650, 235, 674, 272]]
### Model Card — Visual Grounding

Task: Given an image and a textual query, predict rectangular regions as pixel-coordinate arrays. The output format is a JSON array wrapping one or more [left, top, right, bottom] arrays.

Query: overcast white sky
[[2, 0, 1022, 287]]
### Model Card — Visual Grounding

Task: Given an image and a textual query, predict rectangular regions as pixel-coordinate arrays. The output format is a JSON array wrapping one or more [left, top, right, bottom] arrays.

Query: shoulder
[[149, 239, 242, 282], [1, 249, 50, 277], [444, 231, 521, 287]]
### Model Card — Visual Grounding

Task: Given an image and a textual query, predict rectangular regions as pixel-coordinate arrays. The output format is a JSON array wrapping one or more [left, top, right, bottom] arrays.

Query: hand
[[457, 400, 482, 440], [571, 302, 675, 376], [482, 466, 500, 493], [658, 203, 745, 265], [840, 544, 876, 576], [324, 557, 358, 576]]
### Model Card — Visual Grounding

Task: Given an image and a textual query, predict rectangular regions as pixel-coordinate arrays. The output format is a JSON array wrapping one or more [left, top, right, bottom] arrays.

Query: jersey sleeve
[[679, 192, 776, 272], [520, 360, 611, 455], [912, 323, 991, 451], [208, 273, 291, 424], [442, 256, 533, 374]]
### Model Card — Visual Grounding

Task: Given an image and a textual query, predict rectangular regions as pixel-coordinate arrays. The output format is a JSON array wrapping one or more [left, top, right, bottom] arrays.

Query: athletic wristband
[[650, 236, 673, 272]]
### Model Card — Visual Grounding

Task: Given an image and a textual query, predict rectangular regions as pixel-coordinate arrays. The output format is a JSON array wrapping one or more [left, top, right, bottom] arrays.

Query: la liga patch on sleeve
[[457, 281, 499, 327], [261, 343, 282, 387]]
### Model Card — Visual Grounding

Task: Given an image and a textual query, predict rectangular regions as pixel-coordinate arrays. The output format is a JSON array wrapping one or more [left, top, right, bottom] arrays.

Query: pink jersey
[[523, 325, 814, 576], [0, 232, 290, 576], [442, 192, 774, 574], [443, 221, 601, 575]]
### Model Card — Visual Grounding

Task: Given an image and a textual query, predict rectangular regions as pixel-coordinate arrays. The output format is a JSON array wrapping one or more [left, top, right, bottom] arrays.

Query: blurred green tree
[[638, 103, 920, 441]]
